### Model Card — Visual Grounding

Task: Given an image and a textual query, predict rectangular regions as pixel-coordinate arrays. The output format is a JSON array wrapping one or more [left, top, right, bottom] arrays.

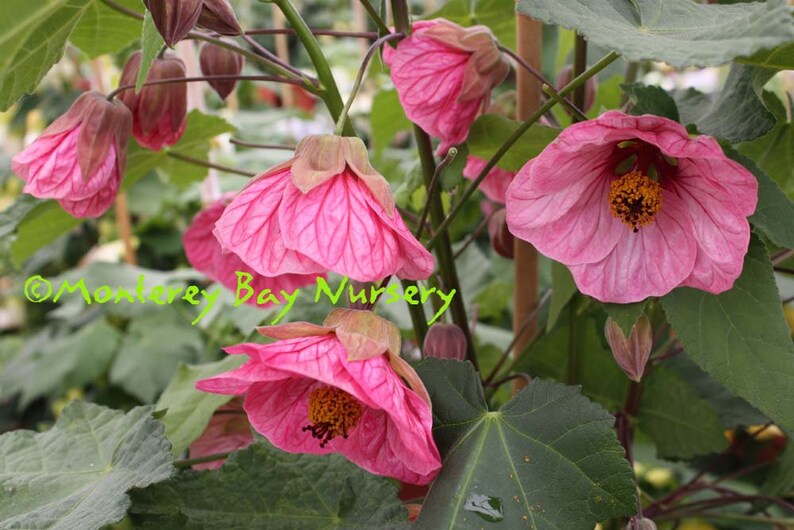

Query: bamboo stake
[[511, 13, 542, 392], [272, 3, 296, 107]]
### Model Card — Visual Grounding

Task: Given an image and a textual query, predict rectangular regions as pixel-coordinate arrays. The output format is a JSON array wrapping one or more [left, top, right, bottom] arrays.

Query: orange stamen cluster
[[608, 170, 663, 232], [303, 385, 363, 448]]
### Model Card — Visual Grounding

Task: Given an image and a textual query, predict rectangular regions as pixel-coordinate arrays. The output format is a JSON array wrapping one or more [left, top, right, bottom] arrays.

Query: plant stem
[[424, 51, 620, 251], [401, 279, 429, 348], [167, 152, 256, 177], [413, 126, 478, 369], [572, 33, 588, 121], [245, 28, 379, 39], [358, 0, 392, 36], [415, 147, 458, 240], [453, 205, 501, 259], [230, 139, 296, 150], [272, 0, 354, 135], [390, 0, 412, 34], [106, 74, 305, 100], [242, 34, 312, 82]]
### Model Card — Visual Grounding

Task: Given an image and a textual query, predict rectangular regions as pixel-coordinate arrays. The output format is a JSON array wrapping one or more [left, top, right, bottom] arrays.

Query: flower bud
[[423, 324, 467, 361], [556, 65, 597, 114], [605, 315, 653, 382], [119, 52, 188, 151], [624, 517, 657, 530], [488, 208, 515, 259], [143, 0, 203, 48], [198, 0, 242, 35], [200, 40, 244, 100]]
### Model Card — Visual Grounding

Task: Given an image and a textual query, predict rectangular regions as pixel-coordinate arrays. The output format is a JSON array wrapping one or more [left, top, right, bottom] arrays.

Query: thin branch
[[241, 34, 314, 84], [167, 152, 256, 177], [415, 147, 458, 240], [106, 74, 305, 100], [245, 28, 378, 39], [453, 206, 502, 259], [230, 138, 296, 150]]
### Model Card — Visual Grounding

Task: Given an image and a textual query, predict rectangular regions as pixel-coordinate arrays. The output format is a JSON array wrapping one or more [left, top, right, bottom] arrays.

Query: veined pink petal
[[134, 112, 187, 151], [214, 169, 326, 276], [463, 156, 513, 203], [188, 401, 254, 470]]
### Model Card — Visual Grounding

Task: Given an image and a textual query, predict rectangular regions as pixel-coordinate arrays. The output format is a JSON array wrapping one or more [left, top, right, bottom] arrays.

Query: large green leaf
[[466, 115, 559, 173], [156, 357, 245, 457], [0, 0, 93, 110], [739, 119, 794, 200], [622, 83, 679, 122], [546, 261, 577, 333], [136, 9, 165, 91], [70, 0, 143, 58], [515, 0, 794, 68], [370, 89, 412, 154], [427, 0, 515, 50], [637, 367, 728, 460], [11, 201, 80, 267], [414, 359, 636, 529], [129, 443, 409, 528], [662, 236, 794, 433], [0, 401, 174, 529], [740, 41, 794, 71]]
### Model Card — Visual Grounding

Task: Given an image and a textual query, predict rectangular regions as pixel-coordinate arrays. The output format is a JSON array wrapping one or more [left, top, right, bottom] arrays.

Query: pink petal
[[569, 190, 697, 303], [214, 169, 326, 276], [188, 405, 254, 470], [133, 111, 187, 151], [463, 156, 514, 203]]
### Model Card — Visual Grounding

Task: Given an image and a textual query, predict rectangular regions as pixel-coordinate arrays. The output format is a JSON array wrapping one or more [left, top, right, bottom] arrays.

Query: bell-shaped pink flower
[[383, 19, 510, 146], [119, 52, 188, 151], [183, 195, 318, 306], [506, 111, 758, 303], [11, 91, 131, 218], [188, 398, 254, 470], [195, 309, 442, 484], [463, 155, 514, 203], [214, 135, 435, 282]]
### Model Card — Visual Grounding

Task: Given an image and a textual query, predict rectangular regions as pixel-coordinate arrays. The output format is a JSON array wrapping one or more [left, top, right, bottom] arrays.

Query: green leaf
[[0, 0, 93, 110], [727, 149, 794, 250], [129, 443, 409, 528], [467, 115, 559, 173], [0, 401, 174, 529], [738, 119, 794, 200], [427, 0, 515, 50], [156, 357, 245, 457], [136, 8, 165, 91], [621, 83, 680, 122], [370, 89, 411, 154], [547, 261, 577, 332], [603, 301, 647, 337], [110, 308, 204, 403], [637, 367, 729, 460], [662, 236, 794, 433], [11, 201, 80, 267], [675, 64, 776, 143], [414, 359, 636, 529], [739, 41, 794, 71], [0, 194, 41, 240], [70, 0, 143, 58], [515, 0, 794, 68], [0, 318, 121, 409]]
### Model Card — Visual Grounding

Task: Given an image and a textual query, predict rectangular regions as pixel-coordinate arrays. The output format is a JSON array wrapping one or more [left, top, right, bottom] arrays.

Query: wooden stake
[[512, 13, 542, 392], [272, 3, 296, 107]]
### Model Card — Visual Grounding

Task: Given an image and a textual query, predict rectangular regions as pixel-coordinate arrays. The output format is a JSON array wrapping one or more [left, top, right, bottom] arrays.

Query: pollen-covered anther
[[303, 385, 363, 447], [608, 170, 663, 232]]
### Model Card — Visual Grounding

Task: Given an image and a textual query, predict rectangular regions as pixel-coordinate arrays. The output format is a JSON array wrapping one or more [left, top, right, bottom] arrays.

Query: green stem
[[425, 51, 620, 251], [572, 33, 588, 121], [414, 126, 478, 370], [167, 152, 256, 177], [401, 279, 429, 348], [390, 0, 411, 34], [358, 0, 391, 36], [273, 0, 355, 135]]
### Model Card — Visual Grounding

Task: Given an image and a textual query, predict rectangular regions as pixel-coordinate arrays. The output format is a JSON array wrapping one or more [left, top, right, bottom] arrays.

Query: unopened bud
[[624, 517, 657, 530], [488, 208, 514, 259], [423, 324, 467, 361], [200, 40, 244, 100], [556, 65, 597, 114], [143, 0, 203, 48], [605, 315, 653, 382], [198, 0, 242, 35]]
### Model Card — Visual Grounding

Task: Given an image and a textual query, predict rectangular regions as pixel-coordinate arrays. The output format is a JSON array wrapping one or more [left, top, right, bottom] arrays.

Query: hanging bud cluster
[[143, 0, 241, 48]]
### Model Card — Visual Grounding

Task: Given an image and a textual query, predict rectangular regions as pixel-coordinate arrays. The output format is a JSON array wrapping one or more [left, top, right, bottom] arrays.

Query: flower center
[[302, 385, 363, 448], [608, 170, 663, 232]]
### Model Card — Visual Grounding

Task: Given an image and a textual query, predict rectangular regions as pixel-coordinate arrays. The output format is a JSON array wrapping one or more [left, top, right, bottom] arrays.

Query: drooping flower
[[214, 135, 434, 282], [199, 40, 244, 101], [485, 205, 514, 259], [119, 52, 188, 151], [195, 309, 442, 484], [188, 398, 254, 470], [197, 0, 242, 35], [463, 155, 514, 203], [11, 91, 131, 218], [183, 195, 318, 306], [143, 0, 203, 48], [383, 19, 510, 146], [506, 111, 758, 303]]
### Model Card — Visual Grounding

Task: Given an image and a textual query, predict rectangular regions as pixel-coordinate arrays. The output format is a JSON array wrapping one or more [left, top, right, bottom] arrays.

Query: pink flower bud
[[119, 52, 188, 151], [556, 65, 597, 114], [488, 208, 515, 259], [605, 315, 653, 382], [624, 517, 657, 530], [423, 323, 467, 361], [198, 0, 242, 35], [11, 92, 131, 218], [199, 40, 243, 100], [143, 0, 203, 48]]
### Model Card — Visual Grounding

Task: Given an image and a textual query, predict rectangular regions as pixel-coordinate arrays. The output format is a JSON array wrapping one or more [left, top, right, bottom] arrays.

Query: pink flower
[[383, 19, 510, 146], [119, 52, 188, 151], [11, 92, 131, 218], [506, 111, 758, 303], [463, 155, 514, 203], [195, 309, 441, 485], [183, 195, 319, 306], [214, 135, 434, 282], [188, 398, 254, 470]]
